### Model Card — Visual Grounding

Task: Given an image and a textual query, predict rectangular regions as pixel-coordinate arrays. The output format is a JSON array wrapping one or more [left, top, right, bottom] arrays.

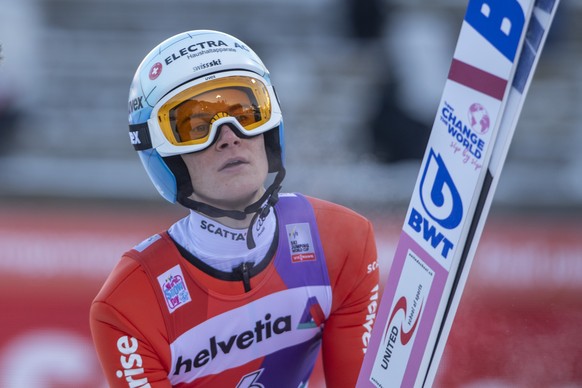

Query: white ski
[[357, 0, 560, 387], [421, 1, 561, 385]]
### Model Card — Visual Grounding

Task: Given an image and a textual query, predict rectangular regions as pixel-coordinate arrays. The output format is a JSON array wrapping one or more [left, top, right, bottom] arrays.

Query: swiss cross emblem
[[149, 62, 163, 80]]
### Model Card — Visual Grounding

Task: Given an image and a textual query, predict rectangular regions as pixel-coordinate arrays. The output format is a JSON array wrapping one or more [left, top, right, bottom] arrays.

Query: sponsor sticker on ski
[[369, 249, 434, 387], [406, 149, 462, 267]]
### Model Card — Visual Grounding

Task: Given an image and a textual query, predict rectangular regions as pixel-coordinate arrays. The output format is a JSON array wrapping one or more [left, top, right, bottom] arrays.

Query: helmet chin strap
[[177, 169, 285, 250]]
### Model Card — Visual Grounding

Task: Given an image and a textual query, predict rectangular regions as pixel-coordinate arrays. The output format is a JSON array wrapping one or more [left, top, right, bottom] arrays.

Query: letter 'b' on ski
[[357, 0, 560, 387], [466, 0, 526, 61]]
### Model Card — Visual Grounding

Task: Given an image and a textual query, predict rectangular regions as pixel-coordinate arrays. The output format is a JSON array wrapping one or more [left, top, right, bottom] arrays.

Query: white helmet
[[128, 30, 285, 221]]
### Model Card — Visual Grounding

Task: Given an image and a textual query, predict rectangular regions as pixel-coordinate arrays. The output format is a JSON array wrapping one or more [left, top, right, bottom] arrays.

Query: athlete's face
[[181, 121, 269, 213]]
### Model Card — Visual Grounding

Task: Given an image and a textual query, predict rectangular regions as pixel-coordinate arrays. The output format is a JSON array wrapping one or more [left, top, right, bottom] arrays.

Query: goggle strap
[[129, 123, 153, 151]]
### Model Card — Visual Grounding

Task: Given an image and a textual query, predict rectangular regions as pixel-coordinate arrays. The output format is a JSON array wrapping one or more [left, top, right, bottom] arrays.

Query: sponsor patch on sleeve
[[157, 265, 192, 313], [285, 223, 316, 263]]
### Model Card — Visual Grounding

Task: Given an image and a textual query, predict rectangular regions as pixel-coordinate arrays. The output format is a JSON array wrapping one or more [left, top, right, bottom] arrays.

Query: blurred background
[[0, 0, 580, 387]]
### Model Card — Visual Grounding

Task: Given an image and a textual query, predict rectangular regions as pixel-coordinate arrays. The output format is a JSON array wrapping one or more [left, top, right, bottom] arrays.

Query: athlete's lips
[[219, 157, 249, 171]]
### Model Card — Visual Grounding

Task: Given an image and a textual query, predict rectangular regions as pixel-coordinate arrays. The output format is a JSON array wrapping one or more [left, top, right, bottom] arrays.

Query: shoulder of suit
[[302, 195, 371, 225]]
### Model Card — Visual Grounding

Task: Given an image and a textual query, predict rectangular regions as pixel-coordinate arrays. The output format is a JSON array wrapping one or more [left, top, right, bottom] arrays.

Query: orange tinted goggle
[[156, 75, 273, 147]]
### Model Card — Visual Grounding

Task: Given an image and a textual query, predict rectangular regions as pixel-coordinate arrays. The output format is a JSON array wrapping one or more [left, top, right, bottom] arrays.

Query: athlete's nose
[[215, 124, 241, 150]]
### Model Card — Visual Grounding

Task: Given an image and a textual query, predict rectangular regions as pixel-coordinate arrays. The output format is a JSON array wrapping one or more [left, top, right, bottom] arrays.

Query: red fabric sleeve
[[308, 197, 380, 387], [89, 257, 173, 388]]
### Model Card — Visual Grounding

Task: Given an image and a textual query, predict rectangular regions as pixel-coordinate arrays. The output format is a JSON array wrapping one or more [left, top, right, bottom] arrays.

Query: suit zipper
[[238, 262, 253, 292]]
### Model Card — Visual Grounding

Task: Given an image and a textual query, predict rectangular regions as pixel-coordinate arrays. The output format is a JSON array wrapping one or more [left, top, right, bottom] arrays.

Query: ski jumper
[[90, 194, 379, 387]]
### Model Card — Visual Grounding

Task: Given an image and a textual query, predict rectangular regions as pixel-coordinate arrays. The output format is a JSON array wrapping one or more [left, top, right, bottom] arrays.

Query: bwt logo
[[420, 150, 463, 229], [409, 149, 463, 259]]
